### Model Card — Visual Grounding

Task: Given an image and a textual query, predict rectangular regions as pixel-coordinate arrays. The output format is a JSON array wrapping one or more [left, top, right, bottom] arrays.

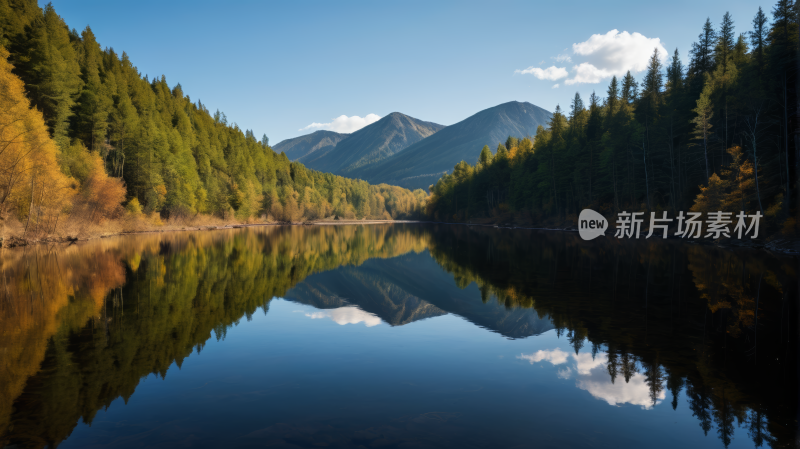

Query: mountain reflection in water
[[0, 224, 796, 448]]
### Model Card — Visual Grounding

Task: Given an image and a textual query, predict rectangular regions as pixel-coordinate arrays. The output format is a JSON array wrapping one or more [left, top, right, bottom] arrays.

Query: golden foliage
[[691, 147, 759, 217], [70, 151, 126, 223], [0, 47, 73, 236], [690, 173, 727, 214]]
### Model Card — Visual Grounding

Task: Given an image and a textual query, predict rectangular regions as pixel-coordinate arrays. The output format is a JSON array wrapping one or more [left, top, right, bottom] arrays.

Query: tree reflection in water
[[0, 224, 795, 448]]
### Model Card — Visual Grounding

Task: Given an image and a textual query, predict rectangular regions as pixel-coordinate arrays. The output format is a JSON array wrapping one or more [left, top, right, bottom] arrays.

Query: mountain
[[348, 101, 552, 190], [286, 266, 447, 326], [286, 251, 553, 339], [301, 112, 445, 175], [273, 130, 349, 163]]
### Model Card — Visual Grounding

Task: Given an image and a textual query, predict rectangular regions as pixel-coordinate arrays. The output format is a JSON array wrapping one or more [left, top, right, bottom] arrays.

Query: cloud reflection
[[301, 306, 382, 327], [518, 348, 664, 409], [517, 348, 570, 365]]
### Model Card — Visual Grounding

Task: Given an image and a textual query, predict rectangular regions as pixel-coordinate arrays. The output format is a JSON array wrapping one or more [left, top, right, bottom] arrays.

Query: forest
[[428, 2, 799, 237], [0, 0, 427, 241]]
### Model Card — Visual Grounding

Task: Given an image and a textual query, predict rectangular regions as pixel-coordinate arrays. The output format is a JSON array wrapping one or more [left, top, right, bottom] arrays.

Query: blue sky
[[46, 0, 770, 144]]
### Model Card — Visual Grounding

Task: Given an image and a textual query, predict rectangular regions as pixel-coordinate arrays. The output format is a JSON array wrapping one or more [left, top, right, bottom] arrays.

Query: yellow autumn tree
[[721, 146, 756, 213], [691, 146, 758, 216], [0, 47, 74, 238], [70, 149, 126, 223], [285, 189, 303, 222], [690, 173, 727, 214]]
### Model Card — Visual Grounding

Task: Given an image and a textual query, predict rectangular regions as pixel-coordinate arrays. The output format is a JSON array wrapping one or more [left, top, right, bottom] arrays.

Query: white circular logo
[[579, 209, 608, 240]]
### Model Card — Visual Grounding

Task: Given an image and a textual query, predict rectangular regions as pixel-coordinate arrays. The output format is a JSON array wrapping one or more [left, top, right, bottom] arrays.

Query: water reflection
[[0, 224, 795, 448], [520, 348, 666, 409], [297, 306, 383, 327], [428, 226, 796, 448]]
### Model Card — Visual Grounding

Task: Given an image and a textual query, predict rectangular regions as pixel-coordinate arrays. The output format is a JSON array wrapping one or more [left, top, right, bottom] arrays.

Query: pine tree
[[73, 26, 113, 154], [691, 89, 714, 180], [569, 92, 584, 122], [586, 92, 602, 203], [690, 18, 717, 77], [621, 71, 638, 102], [640, 48, 664, 119], [605, 75, 619, 117], [717, 12, 735, 73], [7, 4, 82, 150], [751, 7, 769, 77]]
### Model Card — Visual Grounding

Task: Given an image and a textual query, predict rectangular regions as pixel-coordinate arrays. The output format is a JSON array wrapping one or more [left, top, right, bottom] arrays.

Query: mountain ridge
[[349, 101, 552, 190], [303, 112, 444, 175], [275, 102, 551, 192], [285, 250, 554, 338], [273, 130, 349, 163]]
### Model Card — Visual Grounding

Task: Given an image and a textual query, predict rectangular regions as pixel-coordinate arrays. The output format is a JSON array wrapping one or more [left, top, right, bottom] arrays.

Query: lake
[[0, 224, 796, 448]]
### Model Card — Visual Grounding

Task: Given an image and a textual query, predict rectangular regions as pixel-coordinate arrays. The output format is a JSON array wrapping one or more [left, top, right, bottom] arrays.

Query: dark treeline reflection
[[0, 224, 796, 448], [426, 225, 797, 448]]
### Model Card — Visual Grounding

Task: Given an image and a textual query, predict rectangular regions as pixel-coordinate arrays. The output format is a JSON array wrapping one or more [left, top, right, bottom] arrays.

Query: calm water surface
[[0, 224, 796, 448]]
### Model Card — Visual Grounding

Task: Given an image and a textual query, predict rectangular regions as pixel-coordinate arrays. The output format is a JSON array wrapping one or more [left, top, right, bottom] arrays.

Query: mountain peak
[[348, 101, 552, 190], [302, 113, 445, 175]]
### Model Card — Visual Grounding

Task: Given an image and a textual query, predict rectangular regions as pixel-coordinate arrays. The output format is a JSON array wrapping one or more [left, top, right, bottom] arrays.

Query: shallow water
[[0, 224, 796, 448]]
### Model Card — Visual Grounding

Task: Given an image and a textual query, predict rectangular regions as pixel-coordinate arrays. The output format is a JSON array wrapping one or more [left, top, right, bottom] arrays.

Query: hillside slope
[[273, 130, 349, 163], [349, 101, 551, 190], [304, 112, 444, 175]]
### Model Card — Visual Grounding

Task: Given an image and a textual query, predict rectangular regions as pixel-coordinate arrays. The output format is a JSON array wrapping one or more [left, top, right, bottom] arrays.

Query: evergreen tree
[[717, 12, 736, 73], [750, 7, 769, 77], [690, 18, 717, 77]]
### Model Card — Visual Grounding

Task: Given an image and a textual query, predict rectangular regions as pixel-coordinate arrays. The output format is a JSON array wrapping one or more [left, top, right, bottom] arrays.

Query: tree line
[[429, 2, 798, 236], [0, 0, 427, 237]]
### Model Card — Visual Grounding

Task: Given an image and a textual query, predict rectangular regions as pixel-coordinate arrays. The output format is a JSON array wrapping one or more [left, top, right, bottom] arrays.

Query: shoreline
[[0, 220, 429, 249], [4, 219, 799, 256]]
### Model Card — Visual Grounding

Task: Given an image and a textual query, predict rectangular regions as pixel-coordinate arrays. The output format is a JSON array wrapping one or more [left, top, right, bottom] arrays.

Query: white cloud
[[516, 30, 667, 86], [517, 348, 570, 365], [564, 30, 666, 85], [554, 53, 572, 63], [565, 62, 611, 85], [574, 352, 664, 409], [522, 348, 665, 410], [514, 65, 569, 81], [552, 84, 560, 89], [303, 306, 382, 327], [572, 352, 606, 375], [299, 114, 381, 133]]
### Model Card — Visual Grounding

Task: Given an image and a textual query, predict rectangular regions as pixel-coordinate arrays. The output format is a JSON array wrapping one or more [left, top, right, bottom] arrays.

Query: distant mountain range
[[274, 101, 552, 191]]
